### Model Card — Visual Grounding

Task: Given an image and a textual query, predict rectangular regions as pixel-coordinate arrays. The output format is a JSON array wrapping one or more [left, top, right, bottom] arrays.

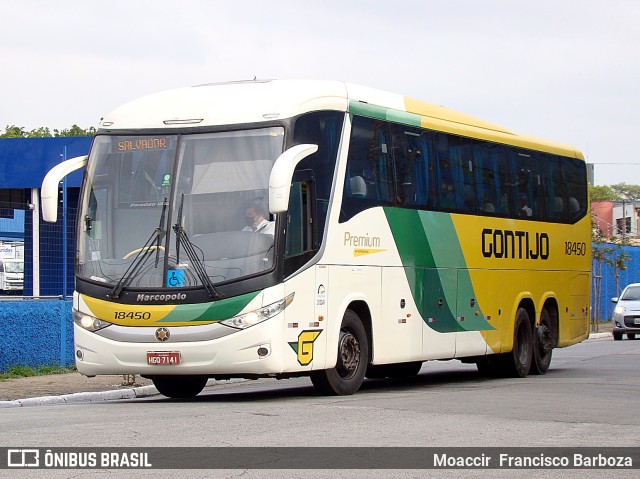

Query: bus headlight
[[73, 309, 112, 332], [221, 293, 294, 330]]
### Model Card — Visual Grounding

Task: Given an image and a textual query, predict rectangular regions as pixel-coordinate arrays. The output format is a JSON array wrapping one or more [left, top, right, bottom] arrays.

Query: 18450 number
[[564, 241, 587, 256], [114, 311, 151, 320]]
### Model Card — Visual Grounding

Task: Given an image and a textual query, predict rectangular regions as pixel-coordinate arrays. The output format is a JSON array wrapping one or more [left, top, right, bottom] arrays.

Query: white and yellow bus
[[42, 80, 590, 397]]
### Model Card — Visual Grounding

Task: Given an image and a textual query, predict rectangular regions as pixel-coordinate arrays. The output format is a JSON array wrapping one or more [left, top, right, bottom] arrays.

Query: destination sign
[[118, 138, 169, 151]]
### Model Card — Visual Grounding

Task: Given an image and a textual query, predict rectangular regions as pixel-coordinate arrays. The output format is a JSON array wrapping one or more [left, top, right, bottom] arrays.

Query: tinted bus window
[[341, 116, 394, 221]]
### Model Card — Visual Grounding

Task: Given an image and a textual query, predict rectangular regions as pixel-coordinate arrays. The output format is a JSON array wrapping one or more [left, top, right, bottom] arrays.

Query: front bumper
[[74, 320, 285, 377]]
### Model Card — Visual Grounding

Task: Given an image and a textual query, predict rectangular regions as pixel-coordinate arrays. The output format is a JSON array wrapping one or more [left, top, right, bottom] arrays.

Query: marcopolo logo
[[136, 293, 187, 302]]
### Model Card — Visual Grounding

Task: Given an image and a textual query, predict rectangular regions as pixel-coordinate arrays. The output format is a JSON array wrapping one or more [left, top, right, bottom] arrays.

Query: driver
[[242, 200, 275, 236]]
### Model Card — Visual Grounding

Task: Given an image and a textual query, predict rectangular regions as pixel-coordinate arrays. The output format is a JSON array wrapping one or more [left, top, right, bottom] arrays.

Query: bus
[[0, 258, 24, 293], [41, 80, 590, 397]]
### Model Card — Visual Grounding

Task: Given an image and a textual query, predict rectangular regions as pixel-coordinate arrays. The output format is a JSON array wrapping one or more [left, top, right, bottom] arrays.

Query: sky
[[1, 0, 639, 186]]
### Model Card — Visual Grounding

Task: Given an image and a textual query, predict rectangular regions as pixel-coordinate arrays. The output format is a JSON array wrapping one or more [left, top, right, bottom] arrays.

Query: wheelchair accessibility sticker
[[167, 270, 185, 287]]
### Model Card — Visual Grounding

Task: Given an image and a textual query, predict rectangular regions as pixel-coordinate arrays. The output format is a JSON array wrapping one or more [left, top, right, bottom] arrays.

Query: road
[[1, 336, 638, 478]]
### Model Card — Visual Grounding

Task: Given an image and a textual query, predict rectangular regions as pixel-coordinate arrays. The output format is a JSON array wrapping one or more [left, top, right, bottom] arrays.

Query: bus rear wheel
[[498, 307, 533, 378], [310, 310, 368, 395], [531, 309, 554, 375], [150, 375, 208, 398]]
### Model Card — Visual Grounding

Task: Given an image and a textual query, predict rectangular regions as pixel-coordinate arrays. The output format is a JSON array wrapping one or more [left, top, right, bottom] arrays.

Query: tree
[[610, 183, 640, 201], [27, 127, 53, 138], [0, 125, 28, 138], [0, 124, 96, 138], [589, 185, 621, 202], [53, 125, 97, 137]]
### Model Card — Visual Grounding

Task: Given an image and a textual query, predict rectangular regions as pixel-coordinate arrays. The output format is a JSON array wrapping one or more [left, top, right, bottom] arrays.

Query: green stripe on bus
[[384, 208, 494, 333], [158, 290, 261, 323], [349, 101, 421, 127]]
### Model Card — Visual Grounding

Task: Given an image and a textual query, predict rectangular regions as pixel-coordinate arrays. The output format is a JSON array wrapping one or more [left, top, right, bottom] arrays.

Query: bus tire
[[310, 310, 368, 395], [151, 375, 208, 398], [499, 307, 533, 378], [531, 309, 554, 375]]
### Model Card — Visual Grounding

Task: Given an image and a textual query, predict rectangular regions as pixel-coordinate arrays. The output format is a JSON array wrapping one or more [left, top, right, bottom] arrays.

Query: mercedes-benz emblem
[[155, 327, 170, 342]]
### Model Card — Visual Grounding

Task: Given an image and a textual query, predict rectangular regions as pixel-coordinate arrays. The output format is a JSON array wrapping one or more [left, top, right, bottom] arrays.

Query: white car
[[611, 283, 640, 340]]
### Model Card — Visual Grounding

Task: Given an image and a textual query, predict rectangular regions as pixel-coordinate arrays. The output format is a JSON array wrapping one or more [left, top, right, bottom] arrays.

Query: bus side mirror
[[41, 155, 88, 222], [268, 144, 318, 214]]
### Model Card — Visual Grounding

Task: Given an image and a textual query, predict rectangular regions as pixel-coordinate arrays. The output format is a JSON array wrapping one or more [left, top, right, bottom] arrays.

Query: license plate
[[147, 351, 181, 365], [634, 318, 640, 325]]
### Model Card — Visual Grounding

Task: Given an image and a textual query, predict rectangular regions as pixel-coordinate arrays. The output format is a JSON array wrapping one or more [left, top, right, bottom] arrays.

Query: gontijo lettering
[[481, 228, 550, 260]]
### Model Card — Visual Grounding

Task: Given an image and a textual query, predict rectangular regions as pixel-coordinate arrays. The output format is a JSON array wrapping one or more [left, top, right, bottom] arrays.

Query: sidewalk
[[0, 326, 613, 407], [0, 373, 158, 407]]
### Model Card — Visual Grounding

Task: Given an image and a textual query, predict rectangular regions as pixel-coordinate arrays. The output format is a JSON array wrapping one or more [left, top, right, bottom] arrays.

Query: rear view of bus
[[42, 80, 590, 398]]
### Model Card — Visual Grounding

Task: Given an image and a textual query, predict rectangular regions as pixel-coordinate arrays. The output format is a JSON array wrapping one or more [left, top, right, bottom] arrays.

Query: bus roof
[[100, 79, 582, 159]]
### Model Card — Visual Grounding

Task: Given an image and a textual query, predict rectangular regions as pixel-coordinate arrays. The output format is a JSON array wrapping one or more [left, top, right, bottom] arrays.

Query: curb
[[0, 378, 235, 408], [0, 385, 159, 409], [587, 332, 612, 340]]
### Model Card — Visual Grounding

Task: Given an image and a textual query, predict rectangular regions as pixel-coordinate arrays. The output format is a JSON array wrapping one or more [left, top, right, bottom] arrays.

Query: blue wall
[[0, 137, 91, 188], [591, 243, 640, 321], [0, 300, 73, 371]]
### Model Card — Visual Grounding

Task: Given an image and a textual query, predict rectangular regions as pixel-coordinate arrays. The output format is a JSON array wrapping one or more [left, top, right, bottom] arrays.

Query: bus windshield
[[4, 261, 24, 273], [77, 128, 284, 290]]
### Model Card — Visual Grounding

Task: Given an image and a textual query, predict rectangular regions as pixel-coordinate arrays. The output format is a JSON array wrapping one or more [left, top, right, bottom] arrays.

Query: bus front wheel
[[310, 310, 369, 395], [150, 375, 208, 398]]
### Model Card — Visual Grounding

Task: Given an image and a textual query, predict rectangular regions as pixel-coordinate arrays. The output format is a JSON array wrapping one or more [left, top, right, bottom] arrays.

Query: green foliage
[[0, 124, 96, 138], [0, 364, 73, 380], [610, 183, 640, 201], [589, 185, 621, 202], [0, 125, 28, 138]]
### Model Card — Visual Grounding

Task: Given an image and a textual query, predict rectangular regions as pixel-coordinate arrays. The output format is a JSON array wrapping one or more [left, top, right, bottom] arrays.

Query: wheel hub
[[537, 324, 553, 353], [336, 331, 360, 378]]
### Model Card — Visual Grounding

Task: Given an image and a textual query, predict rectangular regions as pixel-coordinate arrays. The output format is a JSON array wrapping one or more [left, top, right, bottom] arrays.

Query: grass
[[0, 364, 75, 380]]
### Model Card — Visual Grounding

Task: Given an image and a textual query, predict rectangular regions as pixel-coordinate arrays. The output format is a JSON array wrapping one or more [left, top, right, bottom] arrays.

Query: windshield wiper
[[173, 193, 221, 298], [108, 198, 168, 299]]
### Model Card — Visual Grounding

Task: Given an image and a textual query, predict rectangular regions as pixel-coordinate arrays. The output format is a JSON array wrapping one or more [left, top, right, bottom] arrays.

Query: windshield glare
[[77, 128, 284, 290]]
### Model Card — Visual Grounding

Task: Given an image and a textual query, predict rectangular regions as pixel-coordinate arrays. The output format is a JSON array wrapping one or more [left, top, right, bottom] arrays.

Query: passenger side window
[[435, 134, 474, 212], [389, 125, 433, 208], [511, 150, 543, 219], [340, 116, 394, 222], [340, 116, 587, 224], [473, 141, 509, 215]]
